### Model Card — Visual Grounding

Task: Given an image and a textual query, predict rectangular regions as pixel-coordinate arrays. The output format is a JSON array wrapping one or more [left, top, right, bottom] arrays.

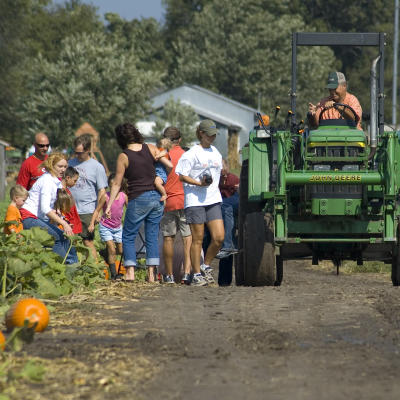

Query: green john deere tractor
[[237, 32, 400, 287]]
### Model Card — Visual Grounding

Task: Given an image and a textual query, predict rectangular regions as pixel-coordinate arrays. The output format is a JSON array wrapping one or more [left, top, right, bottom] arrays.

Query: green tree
[[0, 0, 102, 143], [167, 0, 335, 120], [105, 13, 167, 74], [0, 0, 33, 142], [152, 97, 198, 145], [16, 31, 162, 165]]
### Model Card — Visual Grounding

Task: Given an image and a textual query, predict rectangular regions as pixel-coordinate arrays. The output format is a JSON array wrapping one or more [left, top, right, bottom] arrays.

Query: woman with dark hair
[[106, 123, 173, 282]]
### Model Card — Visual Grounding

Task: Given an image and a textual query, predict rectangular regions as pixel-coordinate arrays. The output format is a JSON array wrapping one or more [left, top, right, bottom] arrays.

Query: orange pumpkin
[[0, 331, 5, 350], [5, 298, 50, 332], [116, 260, 126, 275], [104, 260, 126, 280]]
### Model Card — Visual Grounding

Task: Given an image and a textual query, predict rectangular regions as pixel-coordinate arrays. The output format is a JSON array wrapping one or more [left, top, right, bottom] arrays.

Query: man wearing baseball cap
[[308, 71, 362, 130]]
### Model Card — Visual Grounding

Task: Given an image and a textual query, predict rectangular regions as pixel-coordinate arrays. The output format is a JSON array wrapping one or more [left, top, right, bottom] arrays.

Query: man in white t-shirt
[[175, 119, 225, 286]]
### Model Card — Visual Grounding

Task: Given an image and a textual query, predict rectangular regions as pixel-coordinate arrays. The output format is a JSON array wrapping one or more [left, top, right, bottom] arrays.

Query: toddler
[[88, 174, 128, 280], [3, 184, 28, 234], [53, 188, 75, 230], [61, 167, 82, 234], [154, 137, 173, 202]]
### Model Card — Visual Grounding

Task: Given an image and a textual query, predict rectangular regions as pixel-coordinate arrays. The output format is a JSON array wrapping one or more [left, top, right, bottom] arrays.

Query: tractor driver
[[308, 71, 362, 130]]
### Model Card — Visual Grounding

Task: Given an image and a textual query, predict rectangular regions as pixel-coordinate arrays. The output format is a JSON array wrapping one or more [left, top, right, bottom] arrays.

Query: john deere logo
[[309, 174, 361, 182]]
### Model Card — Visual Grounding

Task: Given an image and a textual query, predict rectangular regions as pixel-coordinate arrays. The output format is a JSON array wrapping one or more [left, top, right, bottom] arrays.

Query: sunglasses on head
[[36, 143, 50, 148]]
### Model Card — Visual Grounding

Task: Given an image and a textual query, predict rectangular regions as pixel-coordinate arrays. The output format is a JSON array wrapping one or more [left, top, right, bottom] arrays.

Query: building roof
[[152, 84, 260, 130]]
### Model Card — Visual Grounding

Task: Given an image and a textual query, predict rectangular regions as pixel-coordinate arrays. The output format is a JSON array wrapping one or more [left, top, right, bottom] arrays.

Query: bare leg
[[204, 219, 224, 265], [182, 234, 192, 274], [116, 242, 123, 256], [105, 240, 117, 279], [125, 266, 135, 281], [147, 265, 157, 282], [154, 176, 167, 203], [163, 235, 174, 276], [189, 223, 205, 274], [83, 239, 98, 261], [105, 240, 116, 264]]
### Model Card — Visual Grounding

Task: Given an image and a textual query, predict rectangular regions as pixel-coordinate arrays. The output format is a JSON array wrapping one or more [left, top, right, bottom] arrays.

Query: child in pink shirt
[[88, 174, 128, 280]]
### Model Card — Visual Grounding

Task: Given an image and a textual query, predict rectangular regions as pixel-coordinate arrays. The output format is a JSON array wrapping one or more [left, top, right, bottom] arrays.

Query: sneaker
[[191, 273, 208, 286], [225, 248, 239, 255], [181, 273, 191, 285], [163, 274, 175, 284], [216, 248, 238, 259], [200, 265, 215, 283]]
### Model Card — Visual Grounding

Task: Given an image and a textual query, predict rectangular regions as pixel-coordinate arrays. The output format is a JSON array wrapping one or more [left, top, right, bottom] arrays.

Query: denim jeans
[[22, 218, 79, 264], [221, 192, 239, 250], [122, 190, 164, 267]]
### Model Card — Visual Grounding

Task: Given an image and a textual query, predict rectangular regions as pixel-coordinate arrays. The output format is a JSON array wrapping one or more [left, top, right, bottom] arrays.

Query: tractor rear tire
[[235, 159, 263, 285], [392, 229, 400, 286], [243, 212, 277, 286]]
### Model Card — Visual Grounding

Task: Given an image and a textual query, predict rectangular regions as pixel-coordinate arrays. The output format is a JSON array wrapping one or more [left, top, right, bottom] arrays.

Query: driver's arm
[[335, 104, 356, 121], [308, 102, 321, 128]]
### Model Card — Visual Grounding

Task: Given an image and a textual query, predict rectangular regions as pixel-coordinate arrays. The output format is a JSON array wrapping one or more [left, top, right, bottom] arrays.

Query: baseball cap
[[326, 72, 346, 89], [198, 119, 218, 136]]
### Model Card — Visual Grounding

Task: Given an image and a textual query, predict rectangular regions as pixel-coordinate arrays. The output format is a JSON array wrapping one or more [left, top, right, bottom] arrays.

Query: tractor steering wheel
[[319, 102, 359, 124]]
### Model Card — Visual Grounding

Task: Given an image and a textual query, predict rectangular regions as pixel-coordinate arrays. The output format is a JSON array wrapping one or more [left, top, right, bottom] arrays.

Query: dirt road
[[16, 261, 400, 400]]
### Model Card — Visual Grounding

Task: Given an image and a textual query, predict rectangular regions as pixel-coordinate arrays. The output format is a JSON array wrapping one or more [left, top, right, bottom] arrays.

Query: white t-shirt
[[175, 144, 222, 208], [22, 172, 63, 220]]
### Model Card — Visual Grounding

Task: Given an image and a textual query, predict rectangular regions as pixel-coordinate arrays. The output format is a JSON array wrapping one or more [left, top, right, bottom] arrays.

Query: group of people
[[3, 70, 358, 286], [3, 119, 240, 287]]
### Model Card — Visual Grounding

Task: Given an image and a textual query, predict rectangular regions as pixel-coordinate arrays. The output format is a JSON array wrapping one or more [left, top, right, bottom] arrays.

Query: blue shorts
[[155, 162, 168, 184], [99, 223, 123, 243]]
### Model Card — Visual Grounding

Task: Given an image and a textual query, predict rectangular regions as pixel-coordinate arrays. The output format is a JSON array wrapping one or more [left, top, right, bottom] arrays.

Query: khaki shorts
[[160, 209, 191, 237], [79, 213, 95, 241]]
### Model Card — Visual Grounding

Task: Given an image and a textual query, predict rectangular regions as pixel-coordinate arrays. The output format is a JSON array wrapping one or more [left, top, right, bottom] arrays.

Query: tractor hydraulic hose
[[369, 55, 381, 160]]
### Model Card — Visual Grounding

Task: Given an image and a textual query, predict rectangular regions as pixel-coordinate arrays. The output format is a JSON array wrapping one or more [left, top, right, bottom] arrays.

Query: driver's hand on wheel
[[324, 100, 335, 109], [308, 102, 317, 115]]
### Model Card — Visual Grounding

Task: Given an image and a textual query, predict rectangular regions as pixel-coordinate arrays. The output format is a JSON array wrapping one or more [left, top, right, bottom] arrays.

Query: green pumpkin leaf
[[32, 271, 62, 298], [7, 258, 33, 275], [18, 360, 46, 382]]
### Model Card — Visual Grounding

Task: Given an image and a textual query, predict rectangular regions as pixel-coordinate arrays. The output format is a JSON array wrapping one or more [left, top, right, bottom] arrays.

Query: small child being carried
[[88, 173, 128, 280], [53, 188, 75, 231], [154, 137, 173, 203], [3, 184, 28, 234]]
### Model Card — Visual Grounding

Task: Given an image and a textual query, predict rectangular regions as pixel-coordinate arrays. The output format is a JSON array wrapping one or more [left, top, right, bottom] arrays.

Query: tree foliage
[[166, 0, 335, 120], [152, 98, 198, 145], [1, 0, 399, 155], [104, 13, 167, 74], [16, 32, 162, 152], [0, 0, 102, 142]]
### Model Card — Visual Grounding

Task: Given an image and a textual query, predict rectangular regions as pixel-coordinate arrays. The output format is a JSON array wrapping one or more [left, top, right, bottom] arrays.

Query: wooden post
[[227, 125, 241, 171], [0, 143, 5, 201]]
